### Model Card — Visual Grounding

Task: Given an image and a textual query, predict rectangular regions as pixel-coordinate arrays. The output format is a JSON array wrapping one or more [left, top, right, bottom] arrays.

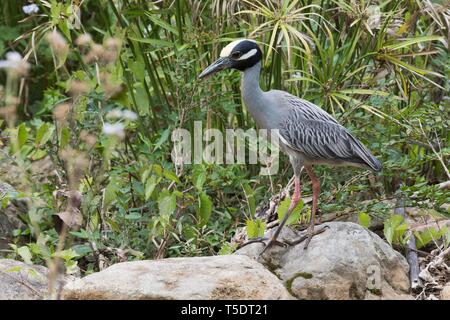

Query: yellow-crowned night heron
[[199, 39, 382, 255]]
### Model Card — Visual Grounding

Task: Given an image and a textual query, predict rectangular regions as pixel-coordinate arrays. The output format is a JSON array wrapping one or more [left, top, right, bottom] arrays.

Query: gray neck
[[241, 61, 274, 129], [241, 61, 263, 99]]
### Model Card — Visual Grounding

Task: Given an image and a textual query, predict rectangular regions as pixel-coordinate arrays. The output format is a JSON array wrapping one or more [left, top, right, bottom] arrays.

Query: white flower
[[122, 110, 138, 121], [23, 4, 39, 15], [6, 52, 22, 63], [0, 52, 29, 75], [46, 30, 68, 55], [75, 33, 92, 47], [106, 109, 123, 119], [103, 122, 125, 139], [106, 109, 138, 121]]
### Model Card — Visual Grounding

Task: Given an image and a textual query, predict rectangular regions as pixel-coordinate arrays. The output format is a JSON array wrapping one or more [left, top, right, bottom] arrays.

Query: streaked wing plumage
[[278, 94, 382, 171], [281, 92, 340, 125]]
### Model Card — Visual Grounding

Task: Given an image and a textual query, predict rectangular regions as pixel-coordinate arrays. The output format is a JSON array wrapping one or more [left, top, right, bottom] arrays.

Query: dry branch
[[395, 197, 422, 290]]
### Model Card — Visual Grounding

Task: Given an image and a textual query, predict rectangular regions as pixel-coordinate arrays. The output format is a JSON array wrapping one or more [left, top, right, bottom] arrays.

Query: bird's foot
[[238, 236, 289, 258], [285, 225, 329, 249]]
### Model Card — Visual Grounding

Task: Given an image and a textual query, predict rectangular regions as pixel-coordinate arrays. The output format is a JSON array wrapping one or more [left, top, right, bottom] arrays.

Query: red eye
[[231, 51, 242, 59]]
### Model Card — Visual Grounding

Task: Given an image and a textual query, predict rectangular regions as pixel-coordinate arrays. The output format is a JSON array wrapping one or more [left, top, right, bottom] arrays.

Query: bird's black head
[[199, 39, 262, 79]]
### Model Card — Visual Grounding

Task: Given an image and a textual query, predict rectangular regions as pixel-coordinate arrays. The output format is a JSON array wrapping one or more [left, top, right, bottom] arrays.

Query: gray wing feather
[[279, 115, 382, 172], [277, 92, 382, 171], [282, 93, 340, 124]]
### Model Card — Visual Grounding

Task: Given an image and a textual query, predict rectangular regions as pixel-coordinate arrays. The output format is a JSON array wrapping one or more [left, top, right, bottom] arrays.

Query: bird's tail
[[349, 135, 383, 172]]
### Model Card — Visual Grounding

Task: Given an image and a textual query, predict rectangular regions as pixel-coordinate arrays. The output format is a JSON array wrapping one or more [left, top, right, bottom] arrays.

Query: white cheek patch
[[237, 48, 257, 60]]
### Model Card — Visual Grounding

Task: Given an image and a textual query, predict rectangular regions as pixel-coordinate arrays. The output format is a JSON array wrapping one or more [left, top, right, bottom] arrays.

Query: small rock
[[441, 283, 450, 300], [0, 259, 48, 300], [236, 222, 412, 300], [62, 255, 293, 300]]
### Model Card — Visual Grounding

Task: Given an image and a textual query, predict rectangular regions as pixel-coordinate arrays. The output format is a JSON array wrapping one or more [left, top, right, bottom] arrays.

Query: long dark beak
[[198, 57, 232, 79]]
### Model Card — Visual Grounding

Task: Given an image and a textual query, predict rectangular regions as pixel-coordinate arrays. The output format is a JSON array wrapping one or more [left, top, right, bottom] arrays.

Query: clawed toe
[[237, 237, 269, 249], [238, 235, 289, 254], [285, 225, 329, 249], [258, 237, 289, 257], [239, 224, 328, 256]]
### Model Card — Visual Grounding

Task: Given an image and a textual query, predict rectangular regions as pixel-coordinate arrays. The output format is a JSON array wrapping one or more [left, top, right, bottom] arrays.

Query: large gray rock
[[62, 255, 293, 300], [236, 221, 412, 300], [0, 259, 48, 300]]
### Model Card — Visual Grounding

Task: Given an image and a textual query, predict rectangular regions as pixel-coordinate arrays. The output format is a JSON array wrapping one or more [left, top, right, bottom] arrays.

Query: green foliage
[[197, 192, 213, 227], [358, 212, 371, 228], [414, 226, 449, 249], [246, 218, 266, 239], [17, 245, 33, 264], [0, 0, 448, 275], [383, 214, 409, 245], [218, 242, 238, 255], [277, 198, 304, 226]]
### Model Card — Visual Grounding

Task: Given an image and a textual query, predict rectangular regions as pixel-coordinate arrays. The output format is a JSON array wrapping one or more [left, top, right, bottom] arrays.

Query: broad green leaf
[[65, 259, 79, 275], [384, 224, 394, 245], [104, 178, 119, 207], [134, 85, 149, 116], [277, 198, 304, 226], [358, 212, 371, 228], [197, 192, 212, 227], [141, 168, 152, 184], [52, 248, 79, 261], [106, 217, 119, 232], [30, 149, 48, 161], [152, 164, 163, 176], [145, 175, 158, 200], [158, 191, 177, 216], [154, 128, 171, 151], [246, 218, 266, 239], [383, 214, 408, 245], [69, 230, 89, 239], [59, 127, 70, 149], [17, 246, 33, 264], [17, 123, 28, 149], [193, 170, 206, 192], [218, 242, 237, 255], [129, 59, 145, 83], [415, 226, 448, 249], [50, 0, 62, 26], [163, 169, 180, 184], [35, 122, 52, 147]]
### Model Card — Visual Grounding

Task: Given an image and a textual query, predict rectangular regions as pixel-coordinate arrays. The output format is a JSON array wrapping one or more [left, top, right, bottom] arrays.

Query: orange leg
[[305, 165, 319, 230], [270, 175, 301, 241], [288, 165, 328, 249], [239, 166, 328, 255], [239, 175, 302, 256]]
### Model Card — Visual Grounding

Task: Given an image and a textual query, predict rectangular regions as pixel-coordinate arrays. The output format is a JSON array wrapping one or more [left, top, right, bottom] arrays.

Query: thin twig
[[395, 197, 422, 290]]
